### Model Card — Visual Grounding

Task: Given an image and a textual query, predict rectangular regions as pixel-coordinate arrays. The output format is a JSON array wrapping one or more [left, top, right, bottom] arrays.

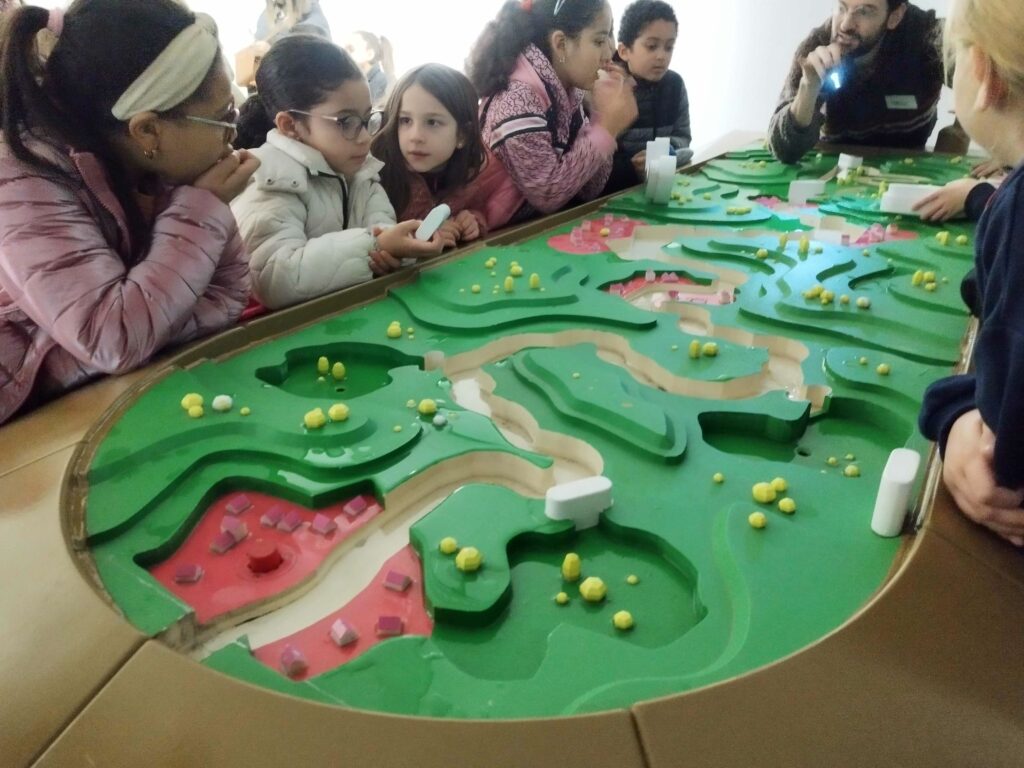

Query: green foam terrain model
[[83, 145, 977, 718]]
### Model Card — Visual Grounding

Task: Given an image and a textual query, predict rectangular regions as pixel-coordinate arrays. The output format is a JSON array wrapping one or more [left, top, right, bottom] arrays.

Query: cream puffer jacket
[[232, 130, 396, 310]]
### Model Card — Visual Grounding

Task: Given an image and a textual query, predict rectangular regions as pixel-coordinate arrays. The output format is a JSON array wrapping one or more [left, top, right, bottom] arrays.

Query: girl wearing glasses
[[0, 0, 257, 426], [233, 35, 443, 311], [468, 0, 638, 224]]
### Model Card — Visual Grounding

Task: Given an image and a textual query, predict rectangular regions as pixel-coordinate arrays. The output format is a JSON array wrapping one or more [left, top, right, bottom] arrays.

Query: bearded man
[[767, 0, 944, 164]]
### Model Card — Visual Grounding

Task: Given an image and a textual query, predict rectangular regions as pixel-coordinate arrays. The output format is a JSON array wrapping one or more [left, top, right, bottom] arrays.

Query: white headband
[[110, 14, 219, 121]]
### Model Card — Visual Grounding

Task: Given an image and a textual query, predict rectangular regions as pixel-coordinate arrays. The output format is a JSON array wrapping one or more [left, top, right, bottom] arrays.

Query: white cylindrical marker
[[871, 448, 922, 537]]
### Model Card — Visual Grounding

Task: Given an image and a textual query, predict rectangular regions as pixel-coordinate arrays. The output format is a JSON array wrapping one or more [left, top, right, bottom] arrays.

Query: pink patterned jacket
[[480, 44, 615, 224], [0, 135, 249, 424]]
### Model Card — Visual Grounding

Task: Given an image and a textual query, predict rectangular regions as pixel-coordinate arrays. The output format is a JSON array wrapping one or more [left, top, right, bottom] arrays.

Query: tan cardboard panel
[[924, 482, 1024, 591], [0, 372, 145, 478], [633, 528, 1024, 768], [37, 641, 648, 768], [0, 448, 144, 768]]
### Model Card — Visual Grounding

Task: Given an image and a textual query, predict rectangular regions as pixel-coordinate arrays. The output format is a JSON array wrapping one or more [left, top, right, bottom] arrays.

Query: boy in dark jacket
[[603, 0, 692, 195]]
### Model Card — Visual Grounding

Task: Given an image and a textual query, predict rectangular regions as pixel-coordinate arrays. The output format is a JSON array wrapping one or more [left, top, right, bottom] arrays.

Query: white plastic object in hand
[[879, 184, 943, 216], [544, 476, 613, 530], [788, 180, 827, 205], [415, 203, 451, 241], [871, 448, 922, 537]]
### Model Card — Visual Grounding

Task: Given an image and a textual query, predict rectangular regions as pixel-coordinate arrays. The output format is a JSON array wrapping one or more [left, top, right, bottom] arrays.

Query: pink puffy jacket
[[0, 135, 250, 425]]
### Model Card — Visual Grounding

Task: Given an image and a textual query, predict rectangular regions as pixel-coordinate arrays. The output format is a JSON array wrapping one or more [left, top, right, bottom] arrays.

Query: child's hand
[[944, 409, 1024, 546], [631, 151, 647, 179], [453, 210, 481, 242], [369, 249, 402, 276], [971, 158, 1005, 178], [436, 220, 460, 250], [591, 69, 639, 139], [193, 149, 260, 204], [913, 178, 983, 222], [374, 221, 445, 260]]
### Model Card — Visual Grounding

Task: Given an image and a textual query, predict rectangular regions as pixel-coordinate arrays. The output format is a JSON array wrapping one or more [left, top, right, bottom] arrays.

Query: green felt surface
[[86, 145, 975, 717]]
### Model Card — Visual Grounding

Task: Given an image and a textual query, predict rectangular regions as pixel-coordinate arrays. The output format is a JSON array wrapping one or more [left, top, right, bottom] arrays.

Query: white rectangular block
[[871, 448, 922, 537], [648, 156, 677, 205], [838, 153, 864, 171], [879, 184, 942, 216], [788, 180, 827, 206], [545, 476, 613, 530], [645, 138, 672, 182]]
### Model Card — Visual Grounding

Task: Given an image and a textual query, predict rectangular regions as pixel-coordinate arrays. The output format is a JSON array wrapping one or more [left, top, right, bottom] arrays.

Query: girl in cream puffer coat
[[232, 129, 396, 310], [233, 35, 444, 311]]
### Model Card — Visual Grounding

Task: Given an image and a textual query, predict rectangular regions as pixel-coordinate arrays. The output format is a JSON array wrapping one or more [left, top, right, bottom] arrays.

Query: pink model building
[[224, 494, 252, 516], [220, 516, 248, 543], [172, 563, 204, 584], [375, 616, 404, 637], [260, 505, 286, 528], [280, 645, 308, 678], [277, 509, 304, 533], [209, 530, 238, 554], [329, 619, 359, 647], [310, 513, 337, 536], [383, 570, 412, 593], [342, 495, 370, 520]]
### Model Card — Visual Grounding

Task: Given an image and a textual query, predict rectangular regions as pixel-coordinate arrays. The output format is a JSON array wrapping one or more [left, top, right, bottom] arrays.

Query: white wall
[[37, 0, 953, 151]]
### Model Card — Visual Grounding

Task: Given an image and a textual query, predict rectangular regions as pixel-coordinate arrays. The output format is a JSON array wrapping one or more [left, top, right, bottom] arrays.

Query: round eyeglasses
[[183, 107, 240, 142], [287, 109, 386, 140]]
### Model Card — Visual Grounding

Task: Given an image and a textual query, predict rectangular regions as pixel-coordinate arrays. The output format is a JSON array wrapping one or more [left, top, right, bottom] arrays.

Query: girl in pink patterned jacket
[[468, 0, 639, 226], [0, 0, 258, 425]]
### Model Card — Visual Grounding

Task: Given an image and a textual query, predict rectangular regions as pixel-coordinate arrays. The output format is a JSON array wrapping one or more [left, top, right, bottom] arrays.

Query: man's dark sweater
[[768, 4, 944, 164], [919, 162, 1024, 489]]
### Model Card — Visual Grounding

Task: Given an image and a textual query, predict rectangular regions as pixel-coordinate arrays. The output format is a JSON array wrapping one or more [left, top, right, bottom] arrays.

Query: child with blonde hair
[[919, 0, 1024, 546]]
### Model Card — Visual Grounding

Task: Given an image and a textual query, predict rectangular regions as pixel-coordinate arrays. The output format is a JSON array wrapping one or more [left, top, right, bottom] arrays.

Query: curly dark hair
[[618, 0, 677, 48], [466, 0, 608, 98]]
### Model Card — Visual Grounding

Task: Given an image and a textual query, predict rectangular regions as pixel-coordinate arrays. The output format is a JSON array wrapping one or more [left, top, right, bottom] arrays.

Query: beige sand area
[[2, 144, 1023, 767]]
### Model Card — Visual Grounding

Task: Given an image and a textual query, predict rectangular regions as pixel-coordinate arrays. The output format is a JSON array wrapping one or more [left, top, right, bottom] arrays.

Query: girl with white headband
[[0, 0, 259, 425]]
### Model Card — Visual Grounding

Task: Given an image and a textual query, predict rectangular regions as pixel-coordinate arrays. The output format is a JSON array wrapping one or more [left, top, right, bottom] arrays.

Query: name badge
[[886, 95, 919, 110]]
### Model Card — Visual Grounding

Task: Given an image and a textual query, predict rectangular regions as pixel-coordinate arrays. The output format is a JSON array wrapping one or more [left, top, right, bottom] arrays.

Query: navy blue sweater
[[919, 162, 1024, 488]]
